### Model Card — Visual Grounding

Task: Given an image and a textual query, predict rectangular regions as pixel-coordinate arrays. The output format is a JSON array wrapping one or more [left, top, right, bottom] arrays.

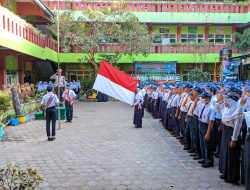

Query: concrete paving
[[0, 101, 244, 190]]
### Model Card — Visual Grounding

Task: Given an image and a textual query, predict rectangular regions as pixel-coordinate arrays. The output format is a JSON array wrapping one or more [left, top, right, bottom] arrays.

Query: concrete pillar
[[0, 56, 6, 85]]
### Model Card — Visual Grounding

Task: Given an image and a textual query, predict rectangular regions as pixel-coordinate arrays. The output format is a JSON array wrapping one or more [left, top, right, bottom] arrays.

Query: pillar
[[205, 25, 209, 42], [0, 56, 6, 85], [18, 56, 24, 84], [177, 25, 181, 43]]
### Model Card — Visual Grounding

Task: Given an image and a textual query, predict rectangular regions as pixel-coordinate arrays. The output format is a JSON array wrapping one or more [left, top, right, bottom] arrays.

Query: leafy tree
[[49, 0, 151, 72], [189, 68, 211, 82], [231, 28, 250, 54]]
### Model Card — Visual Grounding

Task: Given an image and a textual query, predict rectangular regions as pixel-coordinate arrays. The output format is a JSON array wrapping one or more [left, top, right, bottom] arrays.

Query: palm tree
[[231, 28, 250, 80], [231, 28, 250, 54]]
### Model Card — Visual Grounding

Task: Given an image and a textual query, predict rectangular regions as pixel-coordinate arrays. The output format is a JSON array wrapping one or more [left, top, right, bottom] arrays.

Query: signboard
[[135, 62, 176, 74], [220, 48, 239, 82]]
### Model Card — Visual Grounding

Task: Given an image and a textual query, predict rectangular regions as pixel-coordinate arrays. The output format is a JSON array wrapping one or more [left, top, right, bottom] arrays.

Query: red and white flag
[[93, 61, 139, 105]]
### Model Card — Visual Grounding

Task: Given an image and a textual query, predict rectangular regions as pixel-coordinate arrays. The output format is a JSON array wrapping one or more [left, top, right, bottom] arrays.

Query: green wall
[[5, 56, 18, 70], [208, 26, 232, 34]]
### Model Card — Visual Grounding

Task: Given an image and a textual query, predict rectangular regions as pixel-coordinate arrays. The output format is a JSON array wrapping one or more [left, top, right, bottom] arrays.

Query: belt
[[47, 106, 56, 109], [215, 118, 221, 121], [200, 122, 208, 126]]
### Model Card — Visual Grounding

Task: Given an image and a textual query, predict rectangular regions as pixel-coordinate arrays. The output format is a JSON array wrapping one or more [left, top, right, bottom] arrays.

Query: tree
[[231, 28, 250, 54], [49, 0, 151, 72]]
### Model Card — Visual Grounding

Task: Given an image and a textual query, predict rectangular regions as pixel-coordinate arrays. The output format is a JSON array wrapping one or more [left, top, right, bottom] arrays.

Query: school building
[[0, 0, 249, 85]]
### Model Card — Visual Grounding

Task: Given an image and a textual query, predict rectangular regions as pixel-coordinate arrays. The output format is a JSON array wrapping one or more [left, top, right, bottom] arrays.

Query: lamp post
[[57, 0, 61, 129]]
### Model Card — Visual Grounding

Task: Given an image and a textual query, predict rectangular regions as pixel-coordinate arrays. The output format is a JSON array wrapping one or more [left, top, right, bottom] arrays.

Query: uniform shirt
[[50, 74, 66, 87], [152, 91, 159, 100], [198, 102, 215, 124], [62, 89, 76, 102], [163, 92, 170, 102], [141, 88, 146, 97], [179, 92, 189, 112], [134, 91, 143, 106], [186, 101, 194, 116], [193, 100, 203, 116], [211, 95, 221, 119], [167, 94, 180, 108], [214, 102, 223, 119], [41, 92, 59, 108]]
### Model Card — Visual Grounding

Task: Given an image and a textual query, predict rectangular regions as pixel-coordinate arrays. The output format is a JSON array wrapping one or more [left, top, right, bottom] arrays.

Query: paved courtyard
[[0, 101, 244, 190]]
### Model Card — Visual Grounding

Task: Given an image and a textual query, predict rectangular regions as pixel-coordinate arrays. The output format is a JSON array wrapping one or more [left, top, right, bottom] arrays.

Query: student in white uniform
[[198, 92, 215, 168], [41, 85, 60, 141]]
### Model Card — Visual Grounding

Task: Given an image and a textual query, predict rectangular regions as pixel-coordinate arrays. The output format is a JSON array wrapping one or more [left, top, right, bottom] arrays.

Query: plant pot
[[10, 118, 19, 126], [18, 115, 26, 124], [25, 115, 30, 122], [0, 126, 4, 140]]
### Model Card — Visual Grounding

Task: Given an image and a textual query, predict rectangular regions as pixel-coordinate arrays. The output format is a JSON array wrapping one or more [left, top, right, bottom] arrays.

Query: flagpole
[[57, 0, 61, 130]]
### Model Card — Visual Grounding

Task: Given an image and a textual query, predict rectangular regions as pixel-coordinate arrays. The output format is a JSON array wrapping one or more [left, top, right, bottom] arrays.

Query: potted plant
[[0, 163, 44, 189]]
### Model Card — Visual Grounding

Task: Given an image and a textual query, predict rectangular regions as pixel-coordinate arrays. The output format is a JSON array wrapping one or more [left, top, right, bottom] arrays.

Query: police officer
[[41, 85, 60, 141], [198, 92, 215, 168]]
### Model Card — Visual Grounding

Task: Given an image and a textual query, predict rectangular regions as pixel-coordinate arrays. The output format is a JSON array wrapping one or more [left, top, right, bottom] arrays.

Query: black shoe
[[180, 141, 186, 145], [52, 137, 56, 141], [183, 146, 190, 150], [48, 138, 52, 141], [65, 120, 69, 123], [224, 179, 240, 185], [198, 160, 205, 164], [193, 156, 202, 160], [220, 175, 225, 179], [135, 125, 142, 128], [187, 150, 195, 153], [190, 153, 197, 157], [176, 136, 183, 139], [202, 163, 214, 168], [69, 120, 72, 123]]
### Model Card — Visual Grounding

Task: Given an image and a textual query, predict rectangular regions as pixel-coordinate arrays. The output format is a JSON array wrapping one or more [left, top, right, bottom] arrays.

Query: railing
[[71, 44, 238, 54], [0, 5, 57, 51], [43, 1, 249, 13]]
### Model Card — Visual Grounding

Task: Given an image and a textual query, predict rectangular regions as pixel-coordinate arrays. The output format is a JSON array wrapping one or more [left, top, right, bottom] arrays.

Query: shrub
[[0, 92, 12, 111], [0, 163, 44, 190]]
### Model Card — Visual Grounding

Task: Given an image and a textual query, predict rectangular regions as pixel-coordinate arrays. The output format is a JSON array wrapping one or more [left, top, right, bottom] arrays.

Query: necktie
[[188, 102, 192, 114], [200, 105, 206, 119], [170, 94, 176, 107]]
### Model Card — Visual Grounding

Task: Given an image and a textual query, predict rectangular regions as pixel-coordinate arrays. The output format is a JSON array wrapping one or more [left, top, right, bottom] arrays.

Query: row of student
[[133, 82, 250, 190]]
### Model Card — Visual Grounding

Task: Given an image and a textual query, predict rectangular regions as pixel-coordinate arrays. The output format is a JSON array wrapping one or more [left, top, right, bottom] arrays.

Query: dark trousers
[[213, 119, 222, 154], [185, 115, 193, 149], [219, 126, 241, 182], [199, 122, 214, 165], [46, 107, 57, 138], [169, 107, 177, 131], [65, 102, 73, 121], [191, 115, 201, 156], [180, 111, 187, 137], [244, 130, 250, 190]]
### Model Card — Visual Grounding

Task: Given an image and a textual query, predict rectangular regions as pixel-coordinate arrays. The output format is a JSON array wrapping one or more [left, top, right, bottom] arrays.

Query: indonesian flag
[[93, 61, 139, 105]]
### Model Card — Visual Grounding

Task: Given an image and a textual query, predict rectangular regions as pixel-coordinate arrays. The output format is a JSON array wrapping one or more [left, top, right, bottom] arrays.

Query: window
[[180, 34, 204, 43], [208, 34, 232, 44], [153, 34, 176, 44]]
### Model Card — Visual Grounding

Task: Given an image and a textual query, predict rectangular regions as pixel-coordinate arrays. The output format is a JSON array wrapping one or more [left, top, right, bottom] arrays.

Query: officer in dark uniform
[[41, 85, 60, 141]]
